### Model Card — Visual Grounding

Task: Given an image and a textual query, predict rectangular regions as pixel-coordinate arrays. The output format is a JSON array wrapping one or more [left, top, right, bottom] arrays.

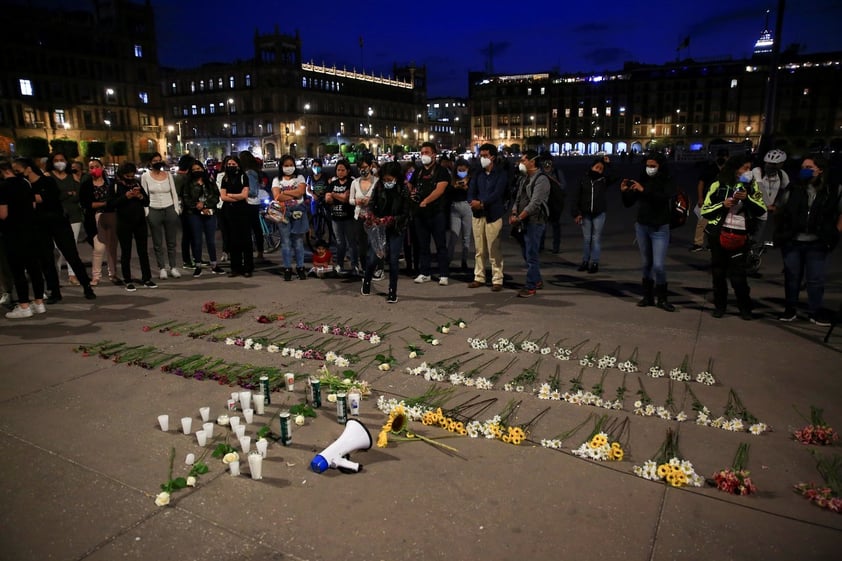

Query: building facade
[[468, 50, 842, 158], [426, 97, 470, 153], [0, 0, 165, 162]]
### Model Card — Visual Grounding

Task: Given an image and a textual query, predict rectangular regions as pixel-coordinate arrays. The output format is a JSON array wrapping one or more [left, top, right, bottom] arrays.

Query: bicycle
[[258, 199, 281, 253], [306, 198, 333, 252], [746, 240, 773, 275]]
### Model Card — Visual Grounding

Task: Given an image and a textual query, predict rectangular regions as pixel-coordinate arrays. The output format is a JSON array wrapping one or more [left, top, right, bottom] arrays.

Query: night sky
[[47, 0, 842, 96]]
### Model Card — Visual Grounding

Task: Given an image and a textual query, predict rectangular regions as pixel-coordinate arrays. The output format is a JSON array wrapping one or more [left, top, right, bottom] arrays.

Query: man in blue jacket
[[467, 143, 508, 291]]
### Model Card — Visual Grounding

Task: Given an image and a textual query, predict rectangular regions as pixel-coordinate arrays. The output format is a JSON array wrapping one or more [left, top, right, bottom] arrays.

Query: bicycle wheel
[[263, 219, 281, 253], [306, 207, 331, 251]]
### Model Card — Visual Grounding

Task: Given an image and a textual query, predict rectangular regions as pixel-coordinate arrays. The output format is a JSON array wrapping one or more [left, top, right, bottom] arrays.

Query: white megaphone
[[310, 419, 372, 474]]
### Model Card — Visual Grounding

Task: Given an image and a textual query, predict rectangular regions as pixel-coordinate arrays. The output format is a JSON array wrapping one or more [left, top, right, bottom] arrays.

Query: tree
[[81, 141, 106, 159], [108, 140, 128, 160], [15, 136, 50, 158], [49, 138, 79, 159]]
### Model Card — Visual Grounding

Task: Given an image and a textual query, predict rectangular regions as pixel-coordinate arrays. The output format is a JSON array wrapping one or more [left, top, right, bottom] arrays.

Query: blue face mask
[[312, 166, 321, 175], [799, 168, 815, 181], [739, 171, 753, 183], [456, 170, 468, 179]]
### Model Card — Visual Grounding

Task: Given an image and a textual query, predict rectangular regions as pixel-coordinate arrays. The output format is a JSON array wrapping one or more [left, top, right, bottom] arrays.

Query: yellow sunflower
[[376, 430, 389, 448], [657, 464, 670, 478]]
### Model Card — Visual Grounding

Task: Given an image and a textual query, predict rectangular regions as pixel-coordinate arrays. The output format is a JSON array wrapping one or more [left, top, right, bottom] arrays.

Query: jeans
[[522, 222, 545, 289], [280, 221, 306, 269], [180, 212, 196, 265], [248, 204, 263, 255], [634, 222, 670, 284], [331, 219, 357, 271], [147, 205, 180, 269], [581, 212, 606, 263], [448, 201, 473, 264], [471, 217, 504, 284], [117, 213, 151, 282], [188, 213, 218, 265], [56, 221, 82, 278], [365, 230, 403, 294], [414, 209, 449, 278], [4, 233, 43, 303], [782, 241, 828, 315]]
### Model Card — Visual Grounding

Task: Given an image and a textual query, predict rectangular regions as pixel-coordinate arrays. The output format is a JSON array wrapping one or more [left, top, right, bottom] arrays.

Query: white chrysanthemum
[[550, 390, 561, 400], [370, 335, 381, 345], [357, 331, 366, 340], [464, 377, 475, 387], [503, 383, 513, 392], [675, 411, 688, 422], [335, 357, 350, 368], [267, 344, 279, 353], [225, 337, 235, 345], [749, 422, 768, 435]]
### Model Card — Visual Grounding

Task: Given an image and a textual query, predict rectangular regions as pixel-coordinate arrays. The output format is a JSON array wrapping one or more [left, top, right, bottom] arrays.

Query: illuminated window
[[527, 87, 532, 96], [577, 108, 584, 117], [134, 44, 143, 58], [209, 104, 215, 114], [564, 108, 571, 118], [138, 91, 148, 104], [229, 76, 235, 89], [199, 80, 205, 91], [245, 74, 252, 87], [540, 87, 546, 95], [592, 108, 599, 116], [730, 79, 738, 88], [190, 81, 196, 93], [218, 77, 223, 89], [208, 78, 214, 91], [191, 104, 197, 115], [171, 82, 177, 94], [606, 107, 612, 117], [54, 109, 66, 126], [803, 88, 810, 95], [19, 79, 33, 96]]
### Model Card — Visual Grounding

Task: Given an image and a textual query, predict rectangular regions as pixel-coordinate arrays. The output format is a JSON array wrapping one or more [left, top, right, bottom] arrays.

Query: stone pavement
[[1, 164, 840, 561]]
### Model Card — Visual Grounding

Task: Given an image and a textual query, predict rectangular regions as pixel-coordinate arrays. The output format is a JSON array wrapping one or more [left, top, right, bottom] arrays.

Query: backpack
[[670, 189, 690, 229], [545, 172, 566, 220]]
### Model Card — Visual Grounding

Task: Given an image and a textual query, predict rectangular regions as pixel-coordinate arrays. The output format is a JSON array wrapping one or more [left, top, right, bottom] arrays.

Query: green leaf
[[290, 403, 317, 417], [190, 462, 209, 475], [257, 426, 271, 439], [211, 443, 234, 459]]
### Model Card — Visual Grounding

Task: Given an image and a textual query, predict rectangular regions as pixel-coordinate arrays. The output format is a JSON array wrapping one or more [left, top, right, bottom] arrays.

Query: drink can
[[336, 392, 348, 424], [348, 389, 361, 416], [259, 375, 271, 405], [307, 378, 322, 408], [279, 411, 292, 446], [226, 398, 237, 411]]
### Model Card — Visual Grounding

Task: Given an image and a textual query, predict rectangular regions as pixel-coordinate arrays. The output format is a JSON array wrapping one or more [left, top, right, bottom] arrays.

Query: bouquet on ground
[[633, 428, 704, 487], [794, 450, 842, 513], [540, 413, 595, 450], [155, 447, 209, 507], [711, 442, 757, 496], [669, 354, 691, 382], [694, 357, 716, 385], [571, 414, 629, 461], [793, 405, 838, 445], [376, 404, 459, 452]]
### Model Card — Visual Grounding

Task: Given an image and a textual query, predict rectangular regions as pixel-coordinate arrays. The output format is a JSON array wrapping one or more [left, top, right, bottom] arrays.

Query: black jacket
[[370, 182, 411, 234], [571, 173, 612, 217], [774, 181, 841, 250], [622, 170, 675, 227]]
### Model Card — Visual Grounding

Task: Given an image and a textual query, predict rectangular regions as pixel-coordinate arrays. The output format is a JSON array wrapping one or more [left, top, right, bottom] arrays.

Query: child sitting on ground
[[309, 240, 333, 277]]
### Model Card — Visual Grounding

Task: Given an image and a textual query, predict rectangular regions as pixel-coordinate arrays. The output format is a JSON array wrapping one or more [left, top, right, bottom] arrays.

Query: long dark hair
[[238, 150, 258, 172], [14, 157, 44, 177], [717, 154, 753, 187]]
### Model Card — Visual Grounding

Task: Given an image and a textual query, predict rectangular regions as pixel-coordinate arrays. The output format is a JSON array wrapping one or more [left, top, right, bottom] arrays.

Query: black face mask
[[225, 166, 239, 175], [151, 162, 164, 171], [588, 169, 602, 180], [716, 157, 726, 167], [190, 170, 204, 179]]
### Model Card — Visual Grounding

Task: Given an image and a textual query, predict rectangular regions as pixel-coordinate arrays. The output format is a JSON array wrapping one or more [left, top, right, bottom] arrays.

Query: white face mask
[[371, 168, 378, 176], [480, 157, 492, 169], [420, 154, 433, 166], [518, 163, 528, 174], [383, 181, 395, 189], [282, 166, 295, 176], [645, 166, 658, 176], [53, 161, 67, 172]]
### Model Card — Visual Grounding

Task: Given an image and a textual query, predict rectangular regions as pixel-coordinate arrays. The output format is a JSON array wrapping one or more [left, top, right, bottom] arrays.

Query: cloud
[[581, 47, 631, 67]]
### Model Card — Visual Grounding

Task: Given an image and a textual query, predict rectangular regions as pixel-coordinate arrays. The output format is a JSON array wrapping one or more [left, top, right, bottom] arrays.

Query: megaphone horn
[[310, 418, 372, 474]]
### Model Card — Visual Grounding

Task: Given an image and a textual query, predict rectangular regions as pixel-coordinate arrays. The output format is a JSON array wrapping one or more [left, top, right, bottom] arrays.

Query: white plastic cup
[[284, 372, 295, 392], [157, 414, 169, 431], [229, 460, 240, 476], [248, 452, 263, 480], [181, 417, 192, 435], [239, 391, 252, 411], [234, 425, 246, 439], [243, 408, 254, 424], [239, 435, 251, 454], [185, 453, 195, 465], [256, 438, 268, 458], [252, 394, 265, 415], [203, 422, 214, 440], [199, 407, 210, 422], [196, 430, 207, 446], [229, 416, 240, 429], [230, 392, 239, 404]]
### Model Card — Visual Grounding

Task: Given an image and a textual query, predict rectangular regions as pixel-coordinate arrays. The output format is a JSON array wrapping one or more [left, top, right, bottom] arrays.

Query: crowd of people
[[0, 146, 840, 322]]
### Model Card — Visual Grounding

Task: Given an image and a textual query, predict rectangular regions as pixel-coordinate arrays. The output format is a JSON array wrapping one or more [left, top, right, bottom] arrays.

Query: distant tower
[[753, 9, 774, 55]]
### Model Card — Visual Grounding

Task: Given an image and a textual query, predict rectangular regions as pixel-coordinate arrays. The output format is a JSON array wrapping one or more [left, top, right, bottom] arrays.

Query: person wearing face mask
[[219, 155, 253, 277], [181, 161, 223, 278], [701, 155, 766, 319], [271, 155, 309, 281], [774, 156, 842, 326], [510, 150, 550, 297], [238, 151, 265, 261], [571, 158, 615, 274], [13, 157, 95, 303], [620, 153, 676, 311], [325, 159, 357, 276], [109, 162, 156, 291], [361, 161, 411, 303], [448, 159, 473, 274], [142, 152, 182, 280], [47, 152, 84, 286], [539, 154, 567, 254], [306, 158, 333, 249], [690, 149, 729, 252], [411, 142, 452, 285], [750, 149, 790, 253], [350, 154, 380, 278], [467, 144, 507, 291], [79, 158, 118, 286]]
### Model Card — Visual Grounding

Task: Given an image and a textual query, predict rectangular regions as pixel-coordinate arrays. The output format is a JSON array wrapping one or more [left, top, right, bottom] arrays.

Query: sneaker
[[517, 288, 536, 298], [110, 276, 124, 286], [83, 285, 96, 300], [159, 268, 168, 280], [193, 267, 202, 278], [438, 277, 449, 286], [210, 266, 225, 274], [414, 274, 431, 284], [577, 261, 589, 272], [284, 268, 293, 282], [297, 267, 307, 280], [809, 315, 831, 327], [219, 252, 229, 263], [0, 293, 10, 306], [5, 305, 33, 319], [142, 280, 158, 288], [125, 283, 137, 292], [169, 267, 181, 278], [45, 293, 62, 305], [361, 281, 371, 295], [588, 263, 599, 274], [467, 281, 484, 288], [372, 268, 384, 281], [689, 244, 705, 253], [333, 264, 343, 276], [31, 302, 46, 314], [387, 291, 398, 303], [778, 309, 797, 322], [182, 262, 195, 270], [712, 308, 725, 319]]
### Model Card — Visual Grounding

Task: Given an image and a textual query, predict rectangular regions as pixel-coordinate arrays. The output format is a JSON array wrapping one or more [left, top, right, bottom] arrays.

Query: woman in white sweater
[[142, 153, 182, 279]]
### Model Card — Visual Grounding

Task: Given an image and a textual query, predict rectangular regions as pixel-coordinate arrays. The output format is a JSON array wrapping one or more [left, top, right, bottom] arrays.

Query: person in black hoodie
[[571, 158, 615, 273], [109, 162, 154, 291], [774, 155, 842, 326], [360, 161, 411, 303], [621, 153, 676, 311]]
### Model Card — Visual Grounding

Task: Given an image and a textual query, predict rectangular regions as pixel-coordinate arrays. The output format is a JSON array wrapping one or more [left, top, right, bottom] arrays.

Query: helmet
[[763, 149, 787, 164]]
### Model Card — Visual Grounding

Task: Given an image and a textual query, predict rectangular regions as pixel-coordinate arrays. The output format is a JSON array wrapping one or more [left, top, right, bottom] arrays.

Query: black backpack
[[545, 173, 566, 220]]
